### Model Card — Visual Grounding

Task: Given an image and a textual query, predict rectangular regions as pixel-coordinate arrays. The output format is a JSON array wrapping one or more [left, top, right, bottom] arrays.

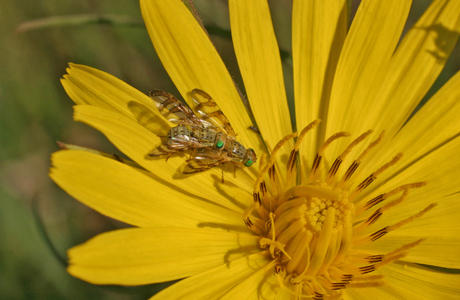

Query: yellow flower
[[50, 0, 460, 299]]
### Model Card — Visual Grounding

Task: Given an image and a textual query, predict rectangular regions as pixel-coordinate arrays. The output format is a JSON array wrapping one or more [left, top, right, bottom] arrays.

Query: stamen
[[278, 185, 343, 203], [319, 132, 351, 156], [244, 121, 432, 297], [254, 132, 297, 193], [303, 207, 336, 277], [373, 153, 403, 177], [384, 182, 427, 198], [356, 131, 385, 162], [355, 181, 427, 213], [285, 229, 309, 273], [310, 132, 350, 180], [274, 198, 308, 217], [383, 238, 425, 259], [277, 218, 308, 246], [347, 281, 386, 289], [374, 252, 407, 269], [327, 130, 373, 181], [365, 255, 384, 263], [354, 203, 436, 245], [351, 274, 384, 282], [337, 132, 385, 188], [350, 153, 403, 200], [259, 237, 291, 260], [331, 215, 352, 265], [285, 119, 314, 189], [342, 161, 360, 183], [293, 119, 322, 151], [253, 191, 262, 206], [357, 190, 410, 230], [386, 203, 437, 232], [269, 165, 280, 199]]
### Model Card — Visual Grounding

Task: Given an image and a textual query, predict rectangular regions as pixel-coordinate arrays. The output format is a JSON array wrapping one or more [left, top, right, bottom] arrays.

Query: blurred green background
[[0, 0, 458, 299]]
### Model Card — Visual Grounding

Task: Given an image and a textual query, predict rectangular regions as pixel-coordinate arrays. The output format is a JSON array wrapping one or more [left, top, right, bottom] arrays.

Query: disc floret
[[244, 120, 435, 299]]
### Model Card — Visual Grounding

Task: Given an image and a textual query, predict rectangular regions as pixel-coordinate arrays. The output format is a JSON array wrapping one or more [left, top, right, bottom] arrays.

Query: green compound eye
[[245, 159, 254, 167], [216, 140, 224, 149]]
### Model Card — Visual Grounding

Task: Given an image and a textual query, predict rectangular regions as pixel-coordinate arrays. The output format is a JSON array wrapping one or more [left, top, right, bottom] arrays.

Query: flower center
[[243, 120, 435, 299]]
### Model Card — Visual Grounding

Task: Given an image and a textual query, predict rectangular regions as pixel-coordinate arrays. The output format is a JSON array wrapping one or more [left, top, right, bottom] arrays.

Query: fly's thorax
[[191, 128, 217, 147], [168, 125, 192, 142], [225, 139, 246, 162]]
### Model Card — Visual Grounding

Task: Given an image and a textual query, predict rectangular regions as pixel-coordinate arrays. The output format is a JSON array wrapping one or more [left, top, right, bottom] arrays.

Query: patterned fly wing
[[150, 90, 211, 128], [190, 89, 236, 137], [183, 148, 232, 174], [144, 88, 257, 173]]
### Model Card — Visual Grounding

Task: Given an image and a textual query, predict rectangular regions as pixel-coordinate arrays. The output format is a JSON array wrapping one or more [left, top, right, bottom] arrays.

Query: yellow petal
[[363, 0, 460, 138], [229, 0, 293, 156], [292, 0, 347, 169], [68, 228, 260, 285], [379, 262, 460, 299], [151, 252, 270, 299], [353, 136, 460, 229], [73, 105, 255, 211], [351, 129, 460, 206], [381, 135, 460, 203], [371, 71, 460, 173], [345, 284, 411, 300], [221, 260, 279, 299], [274, 289, 292, 300], [343, 285, 402, 300], [140, 0, 264, 157], [50, 150, 246, 228], [360, 193, 460, 269], [326, 0, 411, 151], [62, 64, 163, 120]]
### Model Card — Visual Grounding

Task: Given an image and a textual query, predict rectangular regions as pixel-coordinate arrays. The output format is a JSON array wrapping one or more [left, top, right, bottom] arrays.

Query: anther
[[365, 255, 384, 263], [370, 227, 388, 241], [327, 158, 342, 179], [359, 182, 427, 212], [364, 194, 385, 210], [359, 265, 375, 274], [343, 161, 360, 182], [313, 292, 324, 300], [337, 132, 385, 188], [327, 130, 373, 182], [244, 217, 253, 228], [254, 132, 297, 193], [286, 122, 318, 186], [253, 191, 261, 205], [374, 252, 407, 269], [362, 190, 410, 227], [365, 208, 382, 226], [260, 181, 267, 197], [350, 153, 403, 200], [269, 165, 276, 181], [311, 154, 322, 175], [310, 132, 350, 179], [287, 150, 298, 173]]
